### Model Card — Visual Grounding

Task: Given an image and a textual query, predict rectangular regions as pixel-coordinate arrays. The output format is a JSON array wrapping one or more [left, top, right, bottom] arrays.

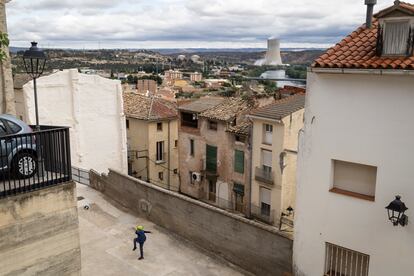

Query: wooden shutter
[[234, 150, 244, 174], [206, 145, 217, 172]]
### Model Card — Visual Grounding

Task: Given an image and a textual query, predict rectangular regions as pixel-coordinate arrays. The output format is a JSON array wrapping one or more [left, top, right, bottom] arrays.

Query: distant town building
[[19, 69, 128, 174], [137, 79, 157, 95], [294, 2, 414, 276], [165, 70, 183, 84], [190, 72, 203, 82], [124, 93, 179, 191], [248, 94, 305, 227]]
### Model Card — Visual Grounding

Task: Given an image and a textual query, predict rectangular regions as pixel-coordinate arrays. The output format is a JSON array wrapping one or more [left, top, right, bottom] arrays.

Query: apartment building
[[248, 94, 305, 226], [190, 72, 203, 82], [124, 92, 179, 191], [164, 69, 183, 85], [294, 2, 414, 275], [178, 97, 253, 215]]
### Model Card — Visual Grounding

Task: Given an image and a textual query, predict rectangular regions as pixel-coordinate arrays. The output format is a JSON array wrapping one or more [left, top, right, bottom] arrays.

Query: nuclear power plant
[[255, 38, 283, 66]]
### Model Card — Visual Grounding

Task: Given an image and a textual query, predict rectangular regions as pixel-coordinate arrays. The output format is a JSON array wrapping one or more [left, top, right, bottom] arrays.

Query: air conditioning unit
[[191, 172, 201, 182]]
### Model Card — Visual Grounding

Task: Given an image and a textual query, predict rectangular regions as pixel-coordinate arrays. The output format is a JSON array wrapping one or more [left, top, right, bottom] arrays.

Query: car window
[[5, 120, 22, 134], [0, 121, 7, 137]]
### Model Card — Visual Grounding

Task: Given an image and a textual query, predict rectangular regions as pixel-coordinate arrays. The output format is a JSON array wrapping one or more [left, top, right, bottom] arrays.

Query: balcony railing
[[0, 126, 72, 199], [255, 167, 274, 185], [251, 204, 275, 225]]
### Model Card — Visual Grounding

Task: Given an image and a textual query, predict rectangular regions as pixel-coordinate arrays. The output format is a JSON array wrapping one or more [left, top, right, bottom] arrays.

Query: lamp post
[[386, 195, 408, 227], [22, 42, 47, 131]]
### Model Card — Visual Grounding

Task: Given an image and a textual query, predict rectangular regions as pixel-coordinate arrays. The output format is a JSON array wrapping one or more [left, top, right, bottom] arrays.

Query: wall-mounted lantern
[[386, 195, 408, 227]]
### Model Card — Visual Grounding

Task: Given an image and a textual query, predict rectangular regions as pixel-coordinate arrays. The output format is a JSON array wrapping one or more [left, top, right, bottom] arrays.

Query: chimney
[[365, 0, 377, 28]]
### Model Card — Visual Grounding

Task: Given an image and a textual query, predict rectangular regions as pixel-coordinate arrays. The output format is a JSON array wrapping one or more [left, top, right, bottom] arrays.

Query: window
[[0, 121, 7, 137], [263, 124, 273, 145], [383, 21, 410, 56], [181, 112, 198, 128], [235, 135, 246, 143], [208, 120, 218, 131], [234, 150, 244, 174], [331, 160, 377, 201], [261, 149, 272, 173], [174, 140, 178, 148], [156, 141, 164, 162], [158, 172, 164, 180], [190, 139, 194, 156], [260, 187, 271, 216], [126, 119, 129, 129], [5, 120, 21, 134], [157, 122, 163, 131], [325, 243, 370, 276], [206, 145, 217, 172]]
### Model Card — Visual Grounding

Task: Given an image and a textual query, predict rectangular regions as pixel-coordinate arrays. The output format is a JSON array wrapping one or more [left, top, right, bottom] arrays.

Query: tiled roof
[[313, 2, 414, 70], [178, 97, 225, 113], [123, 92, 177, 120], [199, 98, 252, 122], [249, 94, 305, 121], [227, 120, 251, 136]]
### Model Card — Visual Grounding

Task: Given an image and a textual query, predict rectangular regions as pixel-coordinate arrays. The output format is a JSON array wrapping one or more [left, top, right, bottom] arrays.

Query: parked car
[[0, 114, 37, 179]]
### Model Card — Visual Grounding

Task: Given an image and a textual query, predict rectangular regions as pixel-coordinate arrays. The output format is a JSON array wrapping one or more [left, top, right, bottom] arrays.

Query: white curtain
[[383, 21, 410, 55]]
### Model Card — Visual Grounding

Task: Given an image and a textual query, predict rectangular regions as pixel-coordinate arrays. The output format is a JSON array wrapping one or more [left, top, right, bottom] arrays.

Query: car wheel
[[13, 152, 37, 179]]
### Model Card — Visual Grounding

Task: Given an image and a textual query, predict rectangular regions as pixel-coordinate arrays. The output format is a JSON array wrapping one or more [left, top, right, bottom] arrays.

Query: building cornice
[[310, 67, 414, 76]]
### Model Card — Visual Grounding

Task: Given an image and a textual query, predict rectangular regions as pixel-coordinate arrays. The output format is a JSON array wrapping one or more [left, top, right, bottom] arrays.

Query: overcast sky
[[6, 0, 392, 49]]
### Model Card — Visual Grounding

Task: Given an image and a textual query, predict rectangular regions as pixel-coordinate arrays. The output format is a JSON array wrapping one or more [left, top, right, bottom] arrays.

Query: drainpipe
[[246, 117, 253, 218], [168, 120, 171, 190]]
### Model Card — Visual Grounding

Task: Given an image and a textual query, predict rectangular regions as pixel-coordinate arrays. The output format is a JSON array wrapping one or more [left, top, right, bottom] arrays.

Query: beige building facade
[[124, 93, 179, 191], [249, 94, 305, 226], [0, 1, 15, 115]]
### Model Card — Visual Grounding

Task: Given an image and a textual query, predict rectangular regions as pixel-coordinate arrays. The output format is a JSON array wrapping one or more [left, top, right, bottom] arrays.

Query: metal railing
[[324, 243, 370, 276], [72, 166, 90, 185], [0, 126, 71, 199], [255, 167, 274, 185], [250, 203, 275, 225]]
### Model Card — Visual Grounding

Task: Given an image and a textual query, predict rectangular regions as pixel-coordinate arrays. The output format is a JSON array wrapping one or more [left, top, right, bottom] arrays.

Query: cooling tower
[[262, 38, 283, 66]]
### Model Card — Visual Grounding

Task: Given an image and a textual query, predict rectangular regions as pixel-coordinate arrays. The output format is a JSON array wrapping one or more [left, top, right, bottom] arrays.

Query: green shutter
[[206, 145, 217, 172], [234, 150, 244, 174]]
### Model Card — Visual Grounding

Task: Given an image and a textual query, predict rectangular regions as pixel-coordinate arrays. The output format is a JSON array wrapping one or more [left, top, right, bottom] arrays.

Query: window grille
[[324, 243, 370, 276]]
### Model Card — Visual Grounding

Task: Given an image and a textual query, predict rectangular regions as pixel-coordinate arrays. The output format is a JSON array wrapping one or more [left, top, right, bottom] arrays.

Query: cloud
[[6, 0, 394, 49]]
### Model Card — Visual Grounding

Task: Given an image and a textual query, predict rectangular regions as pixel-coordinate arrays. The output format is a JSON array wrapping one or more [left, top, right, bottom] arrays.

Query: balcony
[[251, 204, 275, 225], [255, 167, 274, 185], [0, 126, 72, 198]]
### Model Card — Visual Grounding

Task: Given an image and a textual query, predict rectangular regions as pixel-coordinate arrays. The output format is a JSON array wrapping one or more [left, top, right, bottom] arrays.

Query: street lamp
[[22, 42, 47, 131], [386, 195, 408, 227]]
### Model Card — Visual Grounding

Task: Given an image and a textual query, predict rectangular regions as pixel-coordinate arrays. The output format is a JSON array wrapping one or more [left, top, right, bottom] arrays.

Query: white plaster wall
[[22, 69, 127, 174], [294, 71, 414, 276]]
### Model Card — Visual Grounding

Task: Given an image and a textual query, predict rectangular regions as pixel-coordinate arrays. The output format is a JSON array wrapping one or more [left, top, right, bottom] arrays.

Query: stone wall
[[90, 169, 292, 276], [0, 182, 81, 276]]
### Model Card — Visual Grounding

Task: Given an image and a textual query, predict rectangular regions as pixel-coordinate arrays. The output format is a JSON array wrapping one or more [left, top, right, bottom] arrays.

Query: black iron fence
[[0, 126, 71, 198]]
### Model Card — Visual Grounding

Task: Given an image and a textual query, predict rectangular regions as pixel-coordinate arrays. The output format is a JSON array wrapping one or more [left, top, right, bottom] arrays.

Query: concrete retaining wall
[[90, 169, 292, 276], [0, 182, 81, 276]]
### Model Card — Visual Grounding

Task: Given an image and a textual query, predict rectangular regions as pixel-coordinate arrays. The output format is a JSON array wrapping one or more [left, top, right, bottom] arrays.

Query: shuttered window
[[206, 145, 217, 172], [234, 150, 244, 174]]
